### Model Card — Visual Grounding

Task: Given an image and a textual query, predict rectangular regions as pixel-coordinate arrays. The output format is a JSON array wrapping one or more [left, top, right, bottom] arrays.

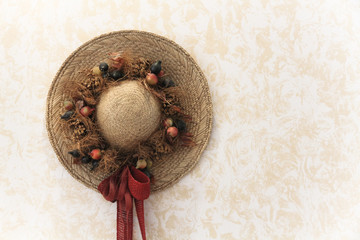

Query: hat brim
[[46, 30, 212, 192]]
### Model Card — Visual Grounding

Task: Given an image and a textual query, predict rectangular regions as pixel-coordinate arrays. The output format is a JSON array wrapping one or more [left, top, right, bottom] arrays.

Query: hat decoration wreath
[[46, 31, 212, 240]]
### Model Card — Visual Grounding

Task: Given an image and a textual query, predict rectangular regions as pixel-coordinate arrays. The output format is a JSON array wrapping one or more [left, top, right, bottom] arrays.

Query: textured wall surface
[[1, 0, 360, 239]]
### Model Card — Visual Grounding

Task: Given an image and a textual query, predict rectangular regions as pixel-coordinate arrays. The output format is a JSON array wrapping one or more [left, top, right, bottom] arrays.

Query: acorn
[[174, 119, 186, 132], [64, 100, 74, 110], [81, 155, 91, 164], [68, 150, 80, 158], [150, 60, 162, 74], [61, 111, 74, 120], [110, 70, 124, 80], [99, 62, 109, 72]]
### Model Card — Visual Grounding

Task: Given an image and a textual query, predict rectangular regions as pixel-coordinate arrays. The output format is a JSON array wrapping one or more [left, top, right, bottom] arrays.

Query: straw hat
[[46, 30, 212, 192]]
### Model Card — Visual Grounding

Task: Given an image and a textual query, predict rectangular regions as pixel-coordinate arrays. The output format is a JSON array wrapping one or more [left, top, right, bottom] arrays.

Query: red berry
[[146, 73, 158, 85], [167, 127, 178, 137], [90, 149, 102, 160], [80, 106, 95, 117]]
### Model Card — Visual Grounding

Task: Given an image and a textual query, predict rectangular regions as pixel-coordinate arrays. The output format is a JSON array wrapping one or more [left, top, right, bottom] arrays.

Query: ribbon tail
[[135, 199, 146, 240], [117, 201, 133, 240]]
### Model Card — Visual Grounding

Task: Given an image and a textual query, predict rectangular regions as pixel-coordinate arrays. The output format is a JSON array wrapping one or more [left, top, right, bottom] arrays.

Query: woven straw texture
[[46, 30, 212, 192], [96, 81, 161, 151]]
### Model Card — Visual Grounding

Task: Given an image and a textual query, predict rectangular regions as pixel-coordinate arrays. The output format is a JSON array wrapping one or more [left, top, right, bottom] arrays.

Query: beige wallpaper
[[1, 0, 360, 239]]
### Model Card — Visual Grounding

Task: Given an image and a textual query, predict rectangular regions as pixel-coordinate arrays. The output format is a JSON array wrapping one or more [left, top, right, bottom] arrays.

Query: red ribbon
[[98, 166, 150, 240]]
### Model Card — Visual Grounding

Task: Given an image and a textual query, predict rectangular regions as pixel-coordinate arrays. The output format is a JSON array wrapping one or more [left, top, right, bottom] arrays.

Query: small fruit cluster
[[61, 99, 99, 169], [145, 60, 175, 87], [93, 62, 124, 80], [163, 118, 186, 139], [68, 149, 102, 170], [61, 99, 95, 120]]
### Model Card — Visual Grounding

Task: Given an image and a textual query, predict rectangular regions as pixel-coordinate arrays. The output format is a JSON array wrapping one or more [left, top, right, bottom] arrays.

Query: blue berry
[[99, 62, 109, 72], [81, 156, 91, 164], [174, 119, 186, 132], [110, 70, 124, 80]]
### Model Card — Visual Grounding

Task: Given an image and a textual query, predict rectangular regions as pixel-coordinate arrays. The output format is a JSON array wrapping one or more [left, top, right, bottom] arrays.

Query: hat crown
[[96, 81, 161, 151]]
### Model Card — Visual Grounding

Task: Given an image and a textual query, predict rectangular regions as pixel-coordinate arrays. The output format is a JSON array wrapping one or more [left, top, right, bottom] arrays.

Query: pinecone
[[129, 58, 150, 78], [81, 75, 101, 89], [70, 119, 87, 140]]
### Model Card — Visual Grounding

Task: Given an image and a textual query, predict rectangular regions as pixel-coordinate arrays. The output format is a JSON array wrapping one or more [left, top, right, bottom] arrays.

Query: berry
[[81, 156, 91, 164], [80, 106, 95, 117], [136, 159, 147, 169], [174, 119, 186, 132], [146, 73, 158, 85], [163, 118, 173, 128], [91, 160, 99, 170], [150, 60, 162, 74], [64, 101, 74, 111], [90, 149, 102, 160], [99, 62, 109, 72], [146, 159, 153, 170], [61, 111, 74, 120], [68, 150, 80, 158], [167, 126, 178, 137], [110, 70, 124, 80], [162, 78, 175, 88]]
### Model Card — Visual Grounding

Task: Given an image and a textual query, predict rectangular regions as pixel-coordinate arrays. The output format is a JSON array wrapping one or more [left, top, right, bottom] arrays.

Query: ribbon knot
[[98, 166, 150, 240]]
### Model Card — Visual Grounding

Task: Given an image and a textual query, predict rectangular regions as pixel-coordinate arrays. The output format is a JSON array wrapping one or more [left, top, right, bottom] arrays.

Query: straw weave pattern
[[96, 81, 161, 151]]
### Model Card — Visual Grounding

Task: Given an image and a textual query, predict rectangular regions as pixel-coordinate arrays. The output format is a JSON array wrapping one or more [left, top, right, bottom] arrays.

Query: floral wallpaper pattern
[[1, 0, 360, 239]]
